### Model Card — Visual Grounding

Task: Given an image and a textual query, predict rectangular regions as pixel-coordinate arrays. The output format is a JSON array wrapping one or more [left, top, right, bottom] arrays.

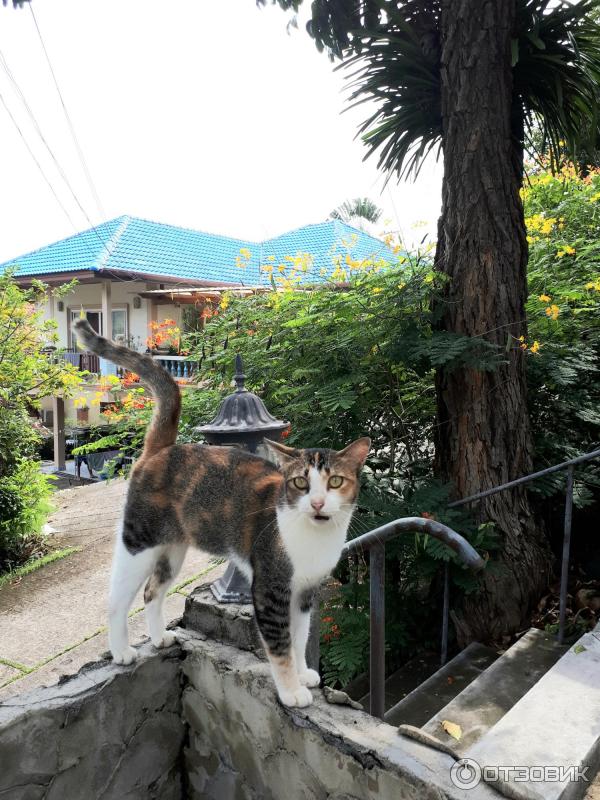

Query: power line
[[28, 3, 105, 220], [0, 87, 79, 229], [0, 46, 97, 231]]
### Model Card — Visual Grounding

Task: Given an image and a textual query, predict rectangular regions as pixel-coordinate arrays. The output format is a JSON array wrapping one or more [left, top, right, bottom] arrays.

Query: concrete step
[[382, 643, 499, 728], [422, 627, 568, 755], [466, 624, 600, 800], [183, 585, 261, 655]]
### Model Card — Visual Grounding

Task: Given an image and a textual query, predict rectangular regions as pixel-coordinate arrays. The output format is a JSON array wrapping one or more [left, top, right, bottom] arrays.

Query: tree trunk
[[434, 0, 551, 644]]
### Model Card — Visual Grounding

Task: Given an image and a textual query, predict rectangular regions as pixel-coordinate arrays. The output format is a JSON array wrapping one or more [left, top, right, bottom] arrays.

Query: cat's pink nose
[[311, 499, 325, 512]]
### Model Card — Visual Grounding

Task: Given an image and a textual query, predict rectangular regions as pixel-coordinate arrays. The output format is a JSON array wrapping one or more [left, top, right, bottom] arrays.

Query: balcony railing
[[152, 354, 198, 380], [45, 348, 100, 374]]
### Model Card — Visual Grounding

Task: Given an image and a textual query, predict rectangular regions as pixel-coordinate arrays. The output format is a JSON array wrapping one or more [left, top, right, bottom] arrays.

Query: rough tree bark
[[434, 0, 552, 644]]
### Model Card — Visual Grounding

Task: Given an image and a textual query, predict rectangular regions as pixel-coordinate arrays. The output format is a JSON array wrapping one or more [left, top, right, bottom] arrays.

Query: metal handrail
[[342, 517, 486, 719], [341, 447, 599, 719], [446, 446, 600, 648]]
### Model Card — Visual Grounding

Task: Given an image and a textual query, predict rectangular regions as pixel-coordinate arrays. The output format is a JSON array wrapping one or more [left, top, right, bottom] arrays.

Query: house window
[[70, 308, 128, 347]]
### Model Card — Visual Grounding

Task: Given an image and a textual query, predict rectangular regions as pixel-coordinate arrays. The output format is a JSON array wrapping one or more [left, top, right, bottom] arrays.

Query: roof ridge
[[96, 215, 132, 271], [0, 216, 126, 270]]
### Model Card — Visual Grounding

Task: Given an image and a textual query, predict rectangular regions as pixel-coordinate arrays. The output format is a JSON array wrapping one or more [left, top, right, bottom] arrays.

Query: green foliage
[[523, 165, 600, 506], [264, 1, 600, 179], [0, 271, 80, 574], [179, 249, 503, 686], [329, 197, 382, 226], [0, 460, 54, 573]]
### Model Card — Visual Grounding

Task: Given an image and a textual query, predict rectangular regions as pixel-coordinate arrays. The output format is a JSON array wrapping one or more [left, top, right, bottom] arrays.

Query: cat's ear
[[264, 439, 298, 466], [337, 437, 371, 468]]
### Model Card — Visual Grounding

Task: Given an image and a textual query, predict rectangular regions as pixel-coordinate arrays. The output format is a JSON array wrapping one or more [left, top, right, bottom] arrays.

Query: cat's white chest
[[277, 508, 349, 590]]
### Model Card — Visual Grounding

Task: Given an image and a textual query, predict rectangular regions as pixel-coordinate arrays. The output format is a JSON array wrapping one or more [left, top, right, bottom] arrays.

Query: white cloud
[[0, 0, 441, 263]]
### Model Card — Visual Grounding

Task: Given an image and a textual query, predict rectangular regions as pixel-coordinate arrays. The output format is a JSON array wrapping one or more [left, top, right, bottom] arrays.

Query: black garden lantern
[[196, 354, 289, 603]]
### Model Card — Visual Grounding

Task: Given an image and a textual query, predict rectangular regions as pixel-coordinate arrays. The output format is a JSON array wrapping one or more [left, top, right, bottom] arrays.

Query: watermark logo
[[450, 759, 589, 790], [450, 759, 481, 790]]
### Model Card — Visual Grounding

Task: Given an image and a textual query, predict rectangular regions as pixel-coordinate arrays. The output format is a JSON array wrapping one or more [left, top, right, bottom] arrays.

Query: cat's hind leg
[[144, 543, 187, 649], [108, 534, 160, 665]]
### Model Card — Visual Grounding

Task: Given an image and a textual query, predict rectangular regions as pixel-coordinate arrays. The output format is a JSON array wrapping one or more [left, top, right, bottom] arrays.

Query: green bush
[[0, 460, 54, 572], [0, 272, 80, 574]]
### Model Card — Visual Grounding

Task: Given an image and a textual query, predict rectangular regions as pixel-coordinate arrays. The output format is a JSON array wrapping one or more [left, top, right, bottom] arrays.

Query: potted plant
[[146, 319, 181, 354]]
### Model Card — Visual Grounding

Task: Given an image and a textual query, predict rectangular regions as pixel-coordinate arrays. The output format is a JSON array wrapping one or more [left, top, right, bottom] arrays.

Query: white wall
[[42, 280, 183, 350]]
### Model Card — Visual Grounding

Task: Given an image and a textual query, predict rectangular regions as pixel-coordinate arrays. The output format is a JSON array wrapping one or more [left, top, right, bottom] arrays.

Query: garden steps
[[394, 626, 600, 799], [377, 642, 499, 727], [462, 624, 600, 800], [420, 627, 567, 755]]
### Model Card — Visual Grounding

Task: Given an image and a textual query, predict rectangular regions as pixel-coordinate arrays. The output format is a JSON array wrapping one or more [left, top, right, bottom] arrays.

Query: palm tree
[[262, 0, 600, 642], [329, 197, 382, 232]]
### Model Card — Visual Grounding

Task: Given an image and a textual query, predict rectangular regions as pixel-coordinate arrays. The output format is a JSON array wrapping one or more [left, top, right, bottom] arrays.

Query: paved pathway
[[0, 478, 223, 700]]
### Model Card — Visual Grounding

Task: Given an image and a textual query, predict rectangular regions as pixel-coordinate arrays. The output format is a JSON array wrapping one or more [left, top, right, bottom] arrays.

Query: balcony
[[151, 354, 198, 380], [45, 348, 100, 374]]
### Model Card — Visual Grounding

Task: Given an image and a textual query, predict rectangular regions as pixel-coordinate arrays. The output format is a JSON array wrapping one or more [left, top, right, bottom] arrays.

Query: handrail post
[[558, 465, 575, 644], [369, 542, 386, 719], [441, 562, 450, 666]]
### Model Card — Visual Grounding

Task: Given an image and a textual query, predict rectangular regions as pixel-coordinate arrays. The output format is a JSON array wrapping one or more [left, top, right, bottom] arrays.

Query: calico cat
[[74, 319, 369, 708]]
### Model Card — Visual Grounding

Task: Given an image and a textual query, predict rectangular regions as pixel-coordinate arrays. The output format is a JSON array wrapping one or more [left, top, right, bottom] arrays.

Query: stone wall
[[0, 644, 185, 800], [1, 628, 499, 800], [181, 637, 479, 800]]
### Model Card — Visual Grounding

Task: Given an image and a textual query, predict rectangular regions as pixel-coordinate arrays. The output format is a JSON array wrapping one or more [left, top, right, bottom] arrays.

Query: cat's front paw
[[278, 686, 313, 708], [112, 645, 138, 665], [152, 631, 177, 649], [298, 669, 321, 688]]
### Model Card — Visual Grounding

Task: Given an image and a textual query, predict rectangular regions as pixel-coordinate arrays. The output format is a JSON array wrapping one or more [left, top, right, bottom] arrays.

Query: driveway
[[0, 478, 222, 700]]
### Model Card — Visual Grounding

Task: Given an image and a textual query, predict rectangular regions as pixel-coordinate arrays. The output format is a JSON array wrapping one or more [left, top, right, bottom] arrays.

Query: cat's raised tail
[[73, 319, 181, 462]]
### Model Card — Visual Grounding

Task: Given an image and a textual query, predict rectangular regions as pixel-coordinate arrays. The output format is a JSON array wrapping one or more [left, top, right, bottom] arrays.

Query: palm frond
[[340, 0, 600, 180], [330, 197, 382, 224], [515, 0, 600, 170]]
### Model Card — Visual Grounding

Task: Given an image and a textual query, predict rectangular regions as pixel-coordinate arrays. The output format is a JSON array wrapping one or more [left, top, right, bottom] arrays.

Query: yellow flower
[[371, 287, 383, 294], [557, 245, 575, 258], [530, 341, 541, 354], [545, 304, 560, 320], [239, 248, 251, 259], [539, 294, 551, 302], [261, 264, 273, 274], [518, 335, 525, 342]]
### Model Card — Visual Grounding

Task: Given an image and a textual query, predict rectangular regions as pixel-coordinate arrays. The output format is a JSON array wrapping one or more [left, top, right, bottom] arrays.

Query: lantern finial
[[234, 353, 246, 392]]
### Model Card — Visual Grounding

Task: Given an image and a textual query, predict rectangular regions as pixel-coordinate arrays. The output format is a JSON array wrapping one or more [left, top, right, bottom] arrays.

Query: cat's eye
[[328, 476, 344, 489], [292, 476, 309, 491]]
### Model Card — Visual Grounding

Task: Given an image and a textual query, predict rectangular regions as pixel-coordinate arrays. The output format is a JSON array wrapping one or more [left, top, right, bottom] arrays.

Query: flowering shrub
[[523, 165, 600, 509], [0, 271, 81, 573], [146, 319, 181, 352]]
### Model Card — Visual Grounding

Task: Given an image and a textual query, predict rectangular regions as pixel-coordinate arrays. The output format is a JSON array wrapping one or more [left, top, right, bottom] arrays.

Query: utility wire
[[0, 46, 96, 229], [0, 44, 120, 268], [28, 3, 105, 220], [0, 87, 79, 229]]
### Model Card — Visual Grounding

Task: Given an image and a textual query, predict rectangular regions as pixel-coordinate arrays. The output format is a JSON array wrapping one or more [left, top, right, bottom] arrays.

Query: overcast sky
[[0, 0, 441, 264]]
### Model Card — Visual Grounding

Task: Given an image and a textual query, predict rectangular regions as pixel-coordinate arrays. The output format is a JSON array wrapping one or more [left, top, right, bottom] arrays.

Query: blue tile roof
[[0, 215, 392, 285]]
